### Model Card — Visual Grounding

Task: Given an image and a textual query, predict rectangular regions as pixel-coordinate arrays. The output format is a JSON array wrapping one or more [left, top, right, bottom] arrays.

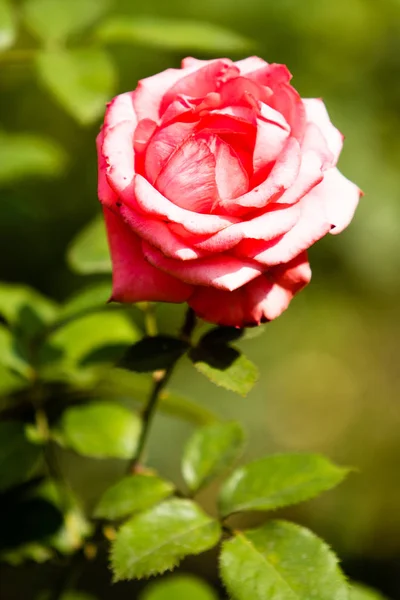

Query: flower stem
[[128, 307, 196, 472]]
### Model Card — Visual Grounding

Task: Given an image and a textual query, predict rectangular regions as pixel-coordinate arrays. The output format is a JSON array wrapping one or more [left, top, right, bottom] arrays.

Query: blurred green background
[[1, 0, 400, 597]]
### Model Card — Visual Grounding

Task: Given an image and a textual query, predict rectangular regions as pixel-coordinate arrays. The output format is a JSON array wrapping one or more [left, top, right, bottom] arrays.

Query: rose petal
[[252, 103, 291, 185], [303, 98, 343, 163], [155, 135, 218, 212], [188, 251, 311, 326], [119, 203, 205, 260], [97, 128, 118, 207], [134, 174, 240, 234], [274, 149, 324, 205], [145, 120, 195, 184], [301, 122, 334, 170], [103, 207, 192, 303], [221, 137, 301, 215], [207, 134, 249, 200], [234, 56, 269, 75], [319, 167, 361, 234], [160, 59, 239, 115], [191, 203, 300, 253], [142, 242, 263, 291], [236, 179, 331, 265]]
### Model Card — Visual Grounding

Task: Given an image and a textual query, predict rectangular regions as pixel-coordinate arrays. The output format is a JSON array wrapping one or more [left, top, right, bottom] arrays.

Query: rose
[[97, 56, 360, 327]]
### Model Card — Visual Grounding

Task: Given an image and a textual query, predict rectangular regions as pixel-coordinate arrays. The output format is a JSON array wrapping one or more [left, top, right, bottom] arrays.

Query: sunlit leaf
[[220, 521, 348, 600], [182, 421, 245, 492], [111, 499, 221, 580], [0, 0, 16, 51], [0, 282, 58, 328], [94, 474, 174, 520], [24, 0, 110, 45], [60, 282, 112, 321], [97, 17, 253, 53], [189, 344, 258, 396], [0, 132, 66, 185], [140, 575, 218, 600], [36, 49, 116, 125], [350, 583, 389, 600], [0, 421, 41, 491], [60, 402, 141, 459], [0, 324, 32, 378], [219, 453, 350, 517], [67, 215, 111, 274]]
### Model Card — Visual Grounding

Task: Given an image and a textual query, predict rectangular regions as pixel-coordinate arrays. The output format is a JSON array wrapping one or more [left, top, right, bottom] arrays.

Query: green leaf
[[200, 326, 244, 346], [218, 453, 349, 517], [0, 324, 32, 378], [67, 216, 111, 274], [60, 402, 141, 459], [220, 521, 348, 600], [0, 132, 66, 185], [0, 421, 41, 491], [111, 498, 221, 580], [182, 421, 245, 492], [0, 282, 58, 329], [96, 17, 253, 53], [36, 48, 116, 125], [94, 474, 174, 520], [189, 345, 258, 396], [41, 311, 140, 383], [60, 282, 112, 321], [350, 583, 389, 600], [23, 0, 110, 45], [0, 0, 16, 51], [121, 335, 189, 373], [140, 575, 218, 600]]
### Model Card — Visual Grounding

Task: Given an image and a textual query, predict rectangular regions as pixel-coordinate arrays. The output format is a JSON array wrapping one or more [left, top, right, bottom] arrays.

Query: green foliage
[[182, 421, 245, 492], [189, 343, 258, 396], [0, 324, 32, 378], [0, 0, 15, 51], [60, 402, 141, 459], [36, 48, 116, 125], [0, 421, 41, 491], [0, 132, 66, 185], [218, 453, 349, 517], [220, 521, 349, 600], [0, 282, 58, 330], [37, 590, 98, 600], [139, 575, 218, 600], [350, 583, 390, 600], [67, 216, 111, 274], [120, 335, 189, 373], [96, 16, 253, 53], [111, 499, 221, 580], [41, 310, 140, 384], [23, 0, 110, 45], [60, 282, 112, 322], [94, 474, 174, 520]]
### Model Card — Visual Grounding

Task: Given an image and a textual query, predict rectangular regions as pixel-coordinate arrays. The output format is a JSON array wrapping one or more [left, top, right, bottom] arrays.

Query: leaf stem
[[128, 307, 197, 472]]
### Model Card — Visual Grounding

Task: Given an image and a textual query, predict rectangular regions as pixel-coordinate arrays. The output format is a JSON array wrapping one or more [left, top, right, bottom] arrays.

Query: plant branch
[[128, 306, 197, 473]]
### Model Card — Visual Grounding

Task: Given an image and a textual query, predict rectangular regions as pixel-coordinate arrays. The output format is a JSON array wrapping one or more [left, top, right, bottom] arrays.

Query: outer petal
[[142, 242, 264, 291], [236, 181, 331, 265], [251, 103, 290, 185], [319, 167, 361, 234], [188, 252, 311, 327], [104, 207, 192, 303], [303, 98, 343, 163], [102, 93, 137, 202], [191, 203, 300, 253], [97, 128, 118, 207], [119, 203, 206, 260], [134, 174, 240, 234]]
